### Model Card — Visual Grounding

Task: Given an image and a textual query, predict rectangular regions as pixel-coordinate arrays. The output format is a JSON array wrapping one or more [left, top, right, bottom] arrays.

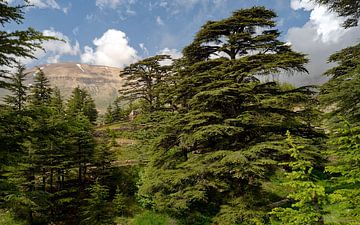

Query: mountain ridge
[[1, 62, 124, 113]]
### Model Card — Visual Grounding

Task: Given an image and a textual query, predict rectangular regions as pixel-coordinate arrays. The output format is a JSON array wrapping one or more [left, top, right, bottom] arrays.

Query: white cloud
[[156, 16, 165, 26], [283, 0, 360, 85], [158, 48, 182, 59], [6, 0, 69, 12], [95, 0, 136, 9], [290, 0, 315, 11], [157, 48, 182, 65], [19, 28, 80, 65], [80, 29, 139, 68], [29, 0, 60, 9], [290, 0, 347, 43]]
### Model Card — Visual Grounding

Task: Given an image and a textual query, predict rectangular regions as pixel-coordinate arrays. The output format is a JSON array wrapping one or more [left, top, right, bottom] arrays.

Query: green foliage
[[113, 186, 127, 216], [270, 132, 326, 225], [325, 122, 360, 223], [81, 180, 115, 225], [0, 210, 26, 225], [139, 6, 323, 224], [320, 43, 360, 125], [67, 86, 98, 123], [0, 0, 57, 87], [3, 63, 28, 111], [119, 55, 174, 112], [28, 68, 53, 106], [131, 211, 176, 225]]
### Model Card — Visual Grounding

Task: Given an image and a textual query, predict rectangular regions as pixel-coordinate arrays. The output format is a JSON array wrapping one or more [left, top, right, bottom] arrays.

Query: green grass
[[0, 210, 26, 225]]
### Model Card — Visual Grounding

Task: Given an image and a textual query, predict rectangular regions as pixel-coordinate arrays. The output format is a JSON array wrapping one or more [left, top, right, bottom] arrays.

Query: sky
[[5, 0, 360, 85]]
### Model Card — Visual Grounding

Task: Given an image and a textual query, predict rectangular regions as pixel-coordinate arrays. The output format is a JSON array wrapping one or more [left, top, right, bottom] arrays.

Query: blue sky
[[5, 0, 360, 85]]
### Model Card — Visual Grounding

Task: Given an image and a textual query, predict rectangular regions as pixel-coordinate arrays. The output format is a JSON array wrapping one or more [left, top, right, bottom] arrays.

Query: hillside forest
[[0, 0, 360, 224]]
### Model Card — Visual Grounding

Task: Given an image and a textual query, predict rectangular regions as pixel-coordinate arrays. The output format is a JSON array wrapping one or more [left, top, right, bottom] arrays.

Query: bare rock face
[[10, 62, 124, 113]]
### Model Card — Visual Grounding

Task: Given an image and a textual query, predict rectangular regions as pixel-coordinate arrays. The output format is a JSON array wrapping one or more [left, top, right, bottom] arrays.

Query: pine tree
[[324, 121, 360, 223], [320, 43, 360, 125], [104, 104, 114, 124], [67, 86, 98, 123], [0, 0, 56, 88], [270, 131, 326, 225], [3, 63, 28, 112], [29, 68, 52, 107], [119, 54, 173, 112], [139, 7, 324, 224], [81, 180, 114, 225]]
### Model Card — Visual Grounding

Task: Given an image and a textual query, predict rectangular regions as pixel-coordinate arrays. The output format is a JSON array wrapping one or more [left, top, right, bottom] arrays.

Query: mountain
[[1, 62, 124, 113]]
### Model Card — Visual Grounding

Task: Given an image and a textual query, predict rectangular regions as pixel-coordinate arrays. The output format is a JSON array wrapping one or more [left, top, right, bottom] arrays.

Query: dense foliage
[[1, 1, 359, 224]]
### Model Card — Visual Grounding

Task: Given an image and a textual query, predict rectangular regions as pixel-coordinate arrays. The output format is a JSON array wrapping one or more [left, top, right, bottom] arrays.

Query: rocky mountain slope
[[2, 62, 124, 113]]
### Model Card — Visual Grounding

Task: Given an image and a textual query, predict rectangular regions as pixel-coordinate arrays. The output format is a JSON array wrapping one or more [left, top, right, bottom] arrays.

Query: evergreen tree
[[29, 68, 52, 106], [139, 7, 324, 224], [81, 180, 114, 225], [320, 43, 360, 125], [0, 0, 56, 87], [67, 86, 98, 123], [119, 54, 173, 111], [104, 104, 114, 124], [3, 63, 28, 112], [270, 132, 326, 225]]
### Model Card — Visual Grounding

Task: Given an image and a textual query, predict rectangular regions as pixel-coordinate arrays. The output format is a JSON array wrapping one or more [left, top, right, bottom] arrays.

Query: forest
[[0, 0, 359, 224]]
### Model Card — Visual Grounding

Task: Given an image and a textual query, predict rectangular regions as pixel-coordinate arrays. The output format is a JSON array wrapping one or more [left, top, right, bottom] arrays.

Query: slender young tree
[[67, 86, 98, 123], [270, 132, 326, 225], [3, 63, 29, 112], [29, 68, 52, 106]]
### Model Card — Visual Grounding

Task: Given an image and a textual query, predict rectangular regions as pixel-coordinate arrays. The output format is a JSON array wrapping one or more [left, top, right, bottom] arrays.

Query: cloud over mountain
[[81, 29, 139, 68]]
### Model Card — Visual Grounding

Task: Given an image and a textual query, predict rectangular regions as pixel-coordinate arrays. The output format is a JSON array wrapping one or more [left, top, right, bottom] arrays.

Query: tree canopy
[[0, 0, 56, 87]]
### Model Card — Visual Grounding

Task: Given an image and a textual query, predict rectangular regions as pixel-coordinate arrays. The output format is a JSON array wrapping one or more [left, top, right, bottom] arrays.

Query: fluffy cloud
[[81, 29, 139, 68], [284, 0, 360, 85], [95, 0, 136, 9], [20, 28, 80, 65]]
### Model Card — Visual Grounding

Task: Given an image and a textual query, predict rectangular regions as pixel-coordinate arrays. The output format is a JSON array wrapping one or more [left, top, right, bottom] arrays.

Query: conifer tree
[[0, 0, 56, 88], [29, 68, 52, 106], [270, 132, 326, 225], [320, 43, 360, 125], [139, 7, 324, 224], [67, 86, 98, 123], [81, 180, 114, 225], [3, 63, 29, 112], [325, 122, 360, 223], [104, 104, 114, 124], [119, 55, 173, 111]]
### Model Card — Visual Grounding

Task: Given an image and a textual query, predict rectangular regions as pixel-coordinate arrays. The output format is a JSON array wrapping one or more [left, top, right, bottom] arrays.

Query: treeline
[[0, 64, 133, 224], [1, 0, 360, 224]]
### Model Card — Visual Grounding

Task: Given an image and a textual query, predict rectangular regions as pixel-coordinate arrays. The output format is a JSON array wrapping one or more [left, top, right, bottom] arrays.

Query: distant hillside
[[1, 62, 124, 113]]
